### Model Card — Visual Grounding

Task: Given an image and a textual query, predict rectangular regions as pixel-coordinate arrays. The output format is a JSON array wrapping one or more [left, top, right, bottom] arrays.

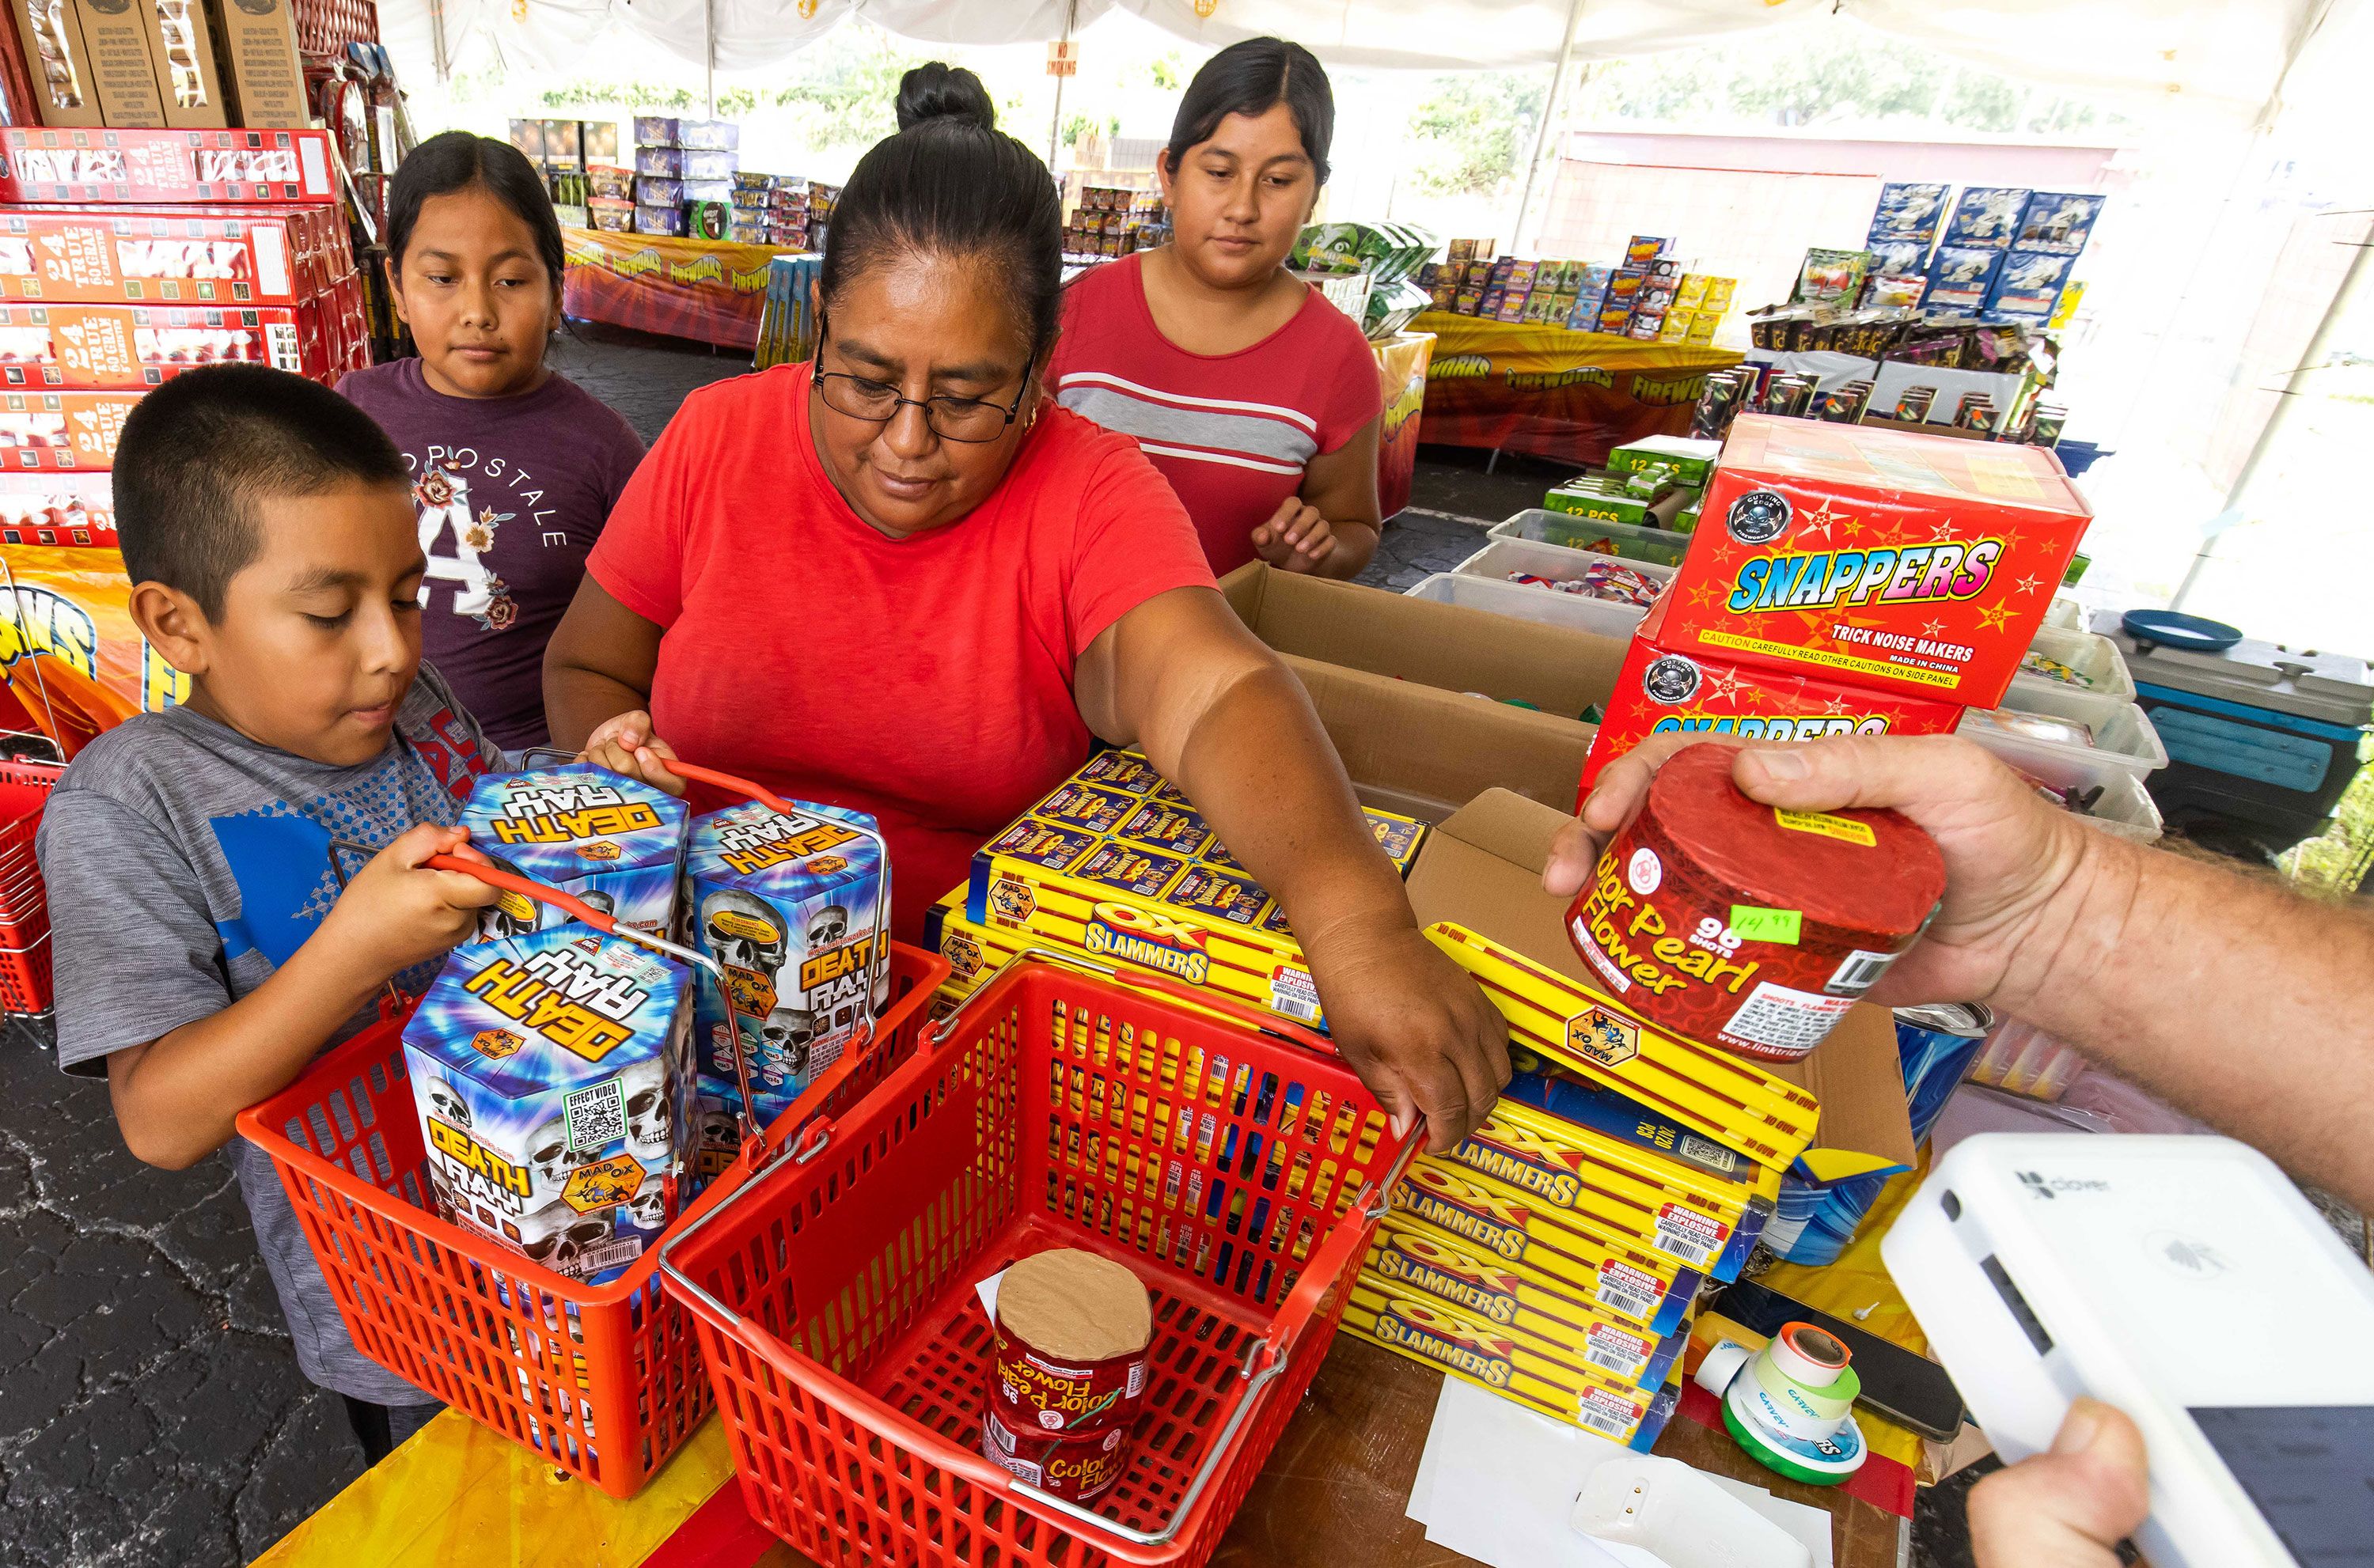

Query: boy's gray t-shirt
[[36, 665, 501, 1404]]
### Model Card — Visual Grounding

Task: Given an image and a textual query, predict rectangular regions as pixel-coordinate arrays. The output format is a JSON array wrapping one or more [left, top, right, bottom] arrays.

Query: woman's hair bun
[[896, 62, 995, 132]]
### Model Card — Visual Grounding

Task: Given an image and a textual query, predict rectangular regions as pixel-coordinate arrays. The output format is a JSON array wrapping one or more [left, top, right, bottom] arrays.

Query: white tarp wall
[[379, 0, 2343, 124]]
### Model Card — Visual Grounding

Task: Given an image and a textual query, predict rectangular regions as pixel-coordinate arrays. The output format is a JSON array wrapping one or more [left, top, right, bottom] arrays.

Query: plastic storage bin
[[661, 958, 1416, 1568], [236, 941, 948, 1498], [2020, 626, 2134, 701], [1490, 507, 1691, 567], [1452, 536, 1678, 597], [1966, 680, 2168, 786], [1405, 570, 1648, 639]]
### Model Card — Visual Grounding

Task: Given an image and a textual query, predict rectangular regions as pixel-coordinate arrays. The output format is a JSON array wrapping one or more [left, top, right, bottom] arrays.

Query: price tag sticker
[[1729, 905, 1802, 945]]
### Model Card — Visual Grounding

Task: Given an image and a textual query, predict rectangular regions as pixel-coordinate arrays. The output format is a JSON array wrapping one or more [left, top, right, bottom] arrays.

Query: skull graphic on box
[[703, 889, 787, 1014], [747, 1006, 822, 1079], [620, 1054, 673, 1158], [514, 1202, 617, 1278], [423, 1076, 472, 1130], [627, 1175, 669, 1232], [529, 1116, 601, 1195]]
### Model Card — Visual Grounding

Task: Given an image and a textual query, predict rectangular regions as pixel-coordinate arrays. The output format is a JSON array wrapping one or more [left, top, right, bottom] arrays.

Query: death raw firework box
[[403, 926, 696, 1285], [967, 750, 1425, 1030], [461, 763, 687, 941], [1658, 415, 2092, 707], [683, 797, 890, 1168]]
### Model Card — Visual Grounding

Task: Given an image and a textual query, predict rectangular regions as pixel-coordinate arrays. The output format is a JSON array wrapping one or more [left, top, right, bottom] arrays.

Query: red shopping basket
[[0, 752, 64, 1016], [236, 771, 944, 1500], [660, 950, 1419, 1568]]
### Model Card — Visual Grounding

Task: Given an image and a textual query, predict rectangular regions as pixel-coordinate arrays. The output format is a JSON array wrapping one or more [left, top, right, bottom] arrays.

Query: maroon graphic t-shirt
[[338, 359, 646, 748]]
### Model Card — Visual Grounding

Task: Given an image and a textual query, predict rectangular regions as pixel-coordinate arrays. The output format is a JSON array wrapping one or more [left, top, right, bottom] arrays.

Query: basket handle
[[1257, 1130, 1422, 1368], [929, 944, 1339, 1059]]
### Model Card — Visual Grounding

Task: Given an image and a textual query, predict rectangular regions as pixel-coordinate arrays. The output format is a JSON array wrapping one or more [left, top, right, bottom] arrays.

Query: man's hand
[[1545, 732, 2118, 1013], [316, 824, 501, 981], [1299, 911, 1512, 1152], [1969, 1400, 2150, 1568], [1251, 497, 1337, 574], [583, 709, 685, 797]]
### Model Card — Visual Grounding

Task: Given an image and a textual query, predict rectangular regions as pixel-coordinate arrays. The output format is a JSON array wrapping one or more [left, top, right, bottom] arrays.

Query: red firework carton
[[0, 128, 337, 204], [0, 205, 349, 307], [1580, 596, 1965, 791], [0, 388, 137, 469], [0, 300, 324, 387], [1658, 415, 2091, 706]]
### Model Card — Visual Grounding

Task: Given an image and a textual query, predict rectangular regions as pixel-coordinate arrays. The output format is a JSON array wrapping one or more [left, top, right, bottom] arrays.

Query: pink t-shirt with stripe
[[1050, 252, 1383, 576]]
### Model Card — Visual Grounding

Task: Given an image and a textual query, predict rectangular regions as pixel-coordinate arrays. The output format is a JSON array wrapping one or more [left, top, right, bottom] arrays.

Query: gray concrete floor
[[0, 326, 1987, 1568]]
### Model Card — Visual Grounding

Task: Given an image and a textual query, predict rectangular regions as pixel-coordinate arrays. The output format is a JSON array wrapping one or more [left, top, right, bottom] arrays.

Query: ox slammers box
[[1580, 596, 1966, 790], [1343, 1279, 1681, 1448], [461, 763, 687, 942], [403, 926, 696, 1285], [1393, 1157, 1703, 1329], [685, 798, 890, 1172], [1446, 1073, 1776, 1279], [923, 885, 1022, 1013], [968, 752, 1425, 1031], [1424, 919, 1822, 1170], [1359, 1210, 1689, 1385], [1657, 415, 2091, 707]]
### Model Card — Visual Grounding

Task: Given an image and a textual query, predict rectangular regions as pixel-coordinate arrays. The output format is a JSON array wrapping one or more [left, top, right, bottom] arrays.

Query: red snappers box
[[1580, 596, 1964, 790], [1657, 415, 2091, 706]]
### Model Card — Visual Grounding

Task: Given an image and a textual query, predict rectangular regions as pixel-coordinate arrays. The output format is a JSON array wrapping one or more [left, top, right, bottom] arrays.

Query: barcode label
[[563, 1078, 625, 1152], [1583, 1325, 1648, 1377], [1269, 964, 1322, 1023], [1575, 1392, 1631, 1439], [1722, 981, 1856, 1057], [580, 1236, 643, 1276], [1595, 1261, 1660, 1321], [1828, 947, 1902, 996], [1652, 1204, 1725, 1268]]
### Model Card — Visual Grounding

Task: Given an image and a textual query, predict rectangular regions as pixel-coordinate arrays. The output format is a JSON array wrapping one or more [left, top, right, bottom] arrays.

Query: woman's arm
[[1257, 417, 1382, 580], [1076, 585, 1510, 1149], [544, 577, 663, 748]]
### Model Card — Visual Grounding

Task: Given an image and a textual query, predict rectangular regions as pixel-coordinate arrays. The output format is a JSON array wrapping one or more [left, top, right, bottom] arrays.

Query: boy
[[36, 364, 505, 1464]]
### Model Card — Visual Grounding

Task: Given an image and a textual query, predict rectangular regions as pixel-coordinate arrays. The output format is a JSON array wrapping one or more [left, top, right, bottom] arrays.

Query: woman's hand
[[1545, 731, 2116, 1013], [1299, 908, 1512, 1153], [582, 710, 685, 797], [1251, 497, 1337, 574]]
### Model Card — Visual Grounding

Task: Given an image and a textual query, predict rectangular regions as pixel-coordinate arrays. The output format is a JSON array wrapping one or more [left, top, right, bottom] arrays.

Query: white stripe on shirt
[[1053, 369, 1322, 435]]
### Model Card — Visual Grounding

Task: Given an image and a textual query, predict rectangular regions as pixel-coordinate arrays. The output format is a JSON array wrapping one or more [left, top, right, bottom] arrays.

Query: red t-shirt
[[588, 362, 1215, 941], [1049, 252, 1384, 576]]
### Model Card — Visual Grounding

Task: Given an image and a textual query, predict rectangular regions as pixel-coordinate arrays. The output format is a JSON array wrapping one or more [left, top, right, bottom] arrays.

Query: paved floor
[[0, 327, 1989, 1568]]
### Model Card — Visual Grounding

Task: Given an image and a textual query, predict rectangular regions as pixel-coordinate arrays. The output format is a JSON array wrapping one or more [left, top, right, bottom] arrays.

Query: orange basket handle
[[1258, 1130, 1421, 1367], [928, 944, 1340, 1060]]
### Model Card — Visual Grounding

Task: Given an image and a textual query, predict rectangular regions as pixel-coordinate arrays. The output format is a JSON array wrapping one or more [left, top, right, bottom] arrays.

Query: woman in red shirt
[[545, 65, 1505, 1150], [1049, 38, 1381, 579]]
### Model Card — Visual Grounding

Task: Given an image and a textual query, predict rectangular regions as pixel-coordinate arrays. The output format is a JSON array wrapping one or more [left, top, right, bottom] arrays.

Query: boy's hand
[[582, 710, 684, 797], [317, 824, 501, 981]]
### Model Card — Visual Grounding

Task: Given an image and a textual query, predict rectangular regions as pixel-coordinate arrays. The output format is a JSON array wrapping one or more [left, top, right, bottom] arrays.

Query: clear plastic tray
[[1402, 570, 1648, 639], [1489, 507, 1691, 567], [1966, 678, 2169, 786], [1451, 536, 1678, 599], [2020, 625, 2135, 700]]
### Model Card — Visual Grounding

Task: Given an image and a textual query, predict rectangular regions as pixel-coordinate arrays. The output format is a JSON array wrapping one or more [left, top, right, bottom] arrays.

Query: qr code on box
[[564, 1078, 626, 1152]]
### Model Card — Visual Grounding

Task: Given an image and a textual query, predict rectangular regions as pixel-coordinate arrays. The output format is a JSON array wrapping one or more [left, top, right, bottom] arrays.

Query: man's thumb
[[1967, 1400, 2150, 1568]]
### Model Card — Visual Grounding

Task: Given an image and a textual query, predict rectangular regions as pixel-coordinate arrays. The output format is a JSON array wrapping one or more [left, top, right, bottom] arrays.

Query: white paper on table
[[1405, 1377, 1834, 1568]]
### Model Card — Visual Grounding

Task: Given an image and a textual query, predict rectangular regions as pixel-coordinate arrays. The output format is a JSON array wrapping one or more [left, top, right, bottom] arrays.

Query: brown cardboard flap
[[1287, 654, 1595, 820], [1222, 561, 1628, 717], [1409, 788, 1917, 1177]]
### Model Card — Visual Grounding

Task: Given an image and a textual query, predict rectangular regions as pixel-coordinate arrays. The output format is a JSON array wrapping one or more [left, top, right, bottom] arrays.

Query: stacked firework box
[[726, 175, 825, 251], [0, 127, 366, 544], [1064, 184, 1164, 259], [622, 116, 739, 240], [1421, 235, 1735, 344]]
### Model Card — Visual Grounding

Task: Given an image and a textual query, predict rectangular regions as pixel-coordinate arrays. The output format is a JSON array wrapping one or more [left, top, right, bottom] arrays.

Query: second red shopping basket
[[662, 951, 1419, 1568]]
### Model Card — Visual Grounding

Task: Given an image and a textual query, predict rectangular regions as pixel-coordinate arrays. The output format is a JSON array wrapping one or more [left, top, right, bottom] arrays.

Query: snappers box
[[1656, 415, 2091, 707], [404, 926, 695, 1286], [462, 763, 688, 942], [1581, 594, 1965, 790]]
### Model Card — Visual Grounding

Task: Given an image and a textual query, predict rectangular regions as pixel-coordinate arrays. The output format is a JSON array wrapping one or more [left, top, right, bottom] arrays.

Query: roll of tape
[[1723, 1377, 1868, 1486], [1693, 1340, 1755, 1400], [1742, 1344, 1859, 1439]]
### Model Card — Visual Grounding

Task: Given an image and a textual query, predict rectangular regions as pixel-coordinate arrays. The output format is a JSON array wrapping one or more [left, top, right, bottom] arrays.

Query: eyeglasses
[[811, 339, 1030, 443]]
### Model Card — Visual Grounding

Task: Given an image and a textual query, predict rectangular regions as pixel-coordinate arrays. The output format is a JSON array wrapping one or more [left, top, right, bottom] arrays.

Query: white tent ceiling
[[380, 0, 2344, 124]]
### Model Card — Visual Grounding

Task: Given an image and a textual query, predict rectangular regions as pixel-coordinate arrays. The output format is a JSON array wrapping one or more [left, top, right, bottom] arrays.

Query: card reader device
[[1883, 1134, 2374, 1568]]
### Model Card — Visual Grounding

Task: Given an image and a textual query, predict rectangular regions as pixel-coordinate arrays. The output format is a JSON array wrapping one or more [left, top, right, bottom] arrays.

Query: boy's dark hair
[[115, 364, 410, 619], [1166, 37, 1335, 186], [387, 131, 566, 294], [821, 62, 1064, 364]]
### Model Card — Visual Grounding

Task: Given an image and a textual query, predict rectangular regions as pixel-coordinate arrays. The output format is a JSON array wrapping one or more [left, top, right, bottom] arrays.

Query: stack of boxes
[[1064, 185, 1165, 259], [1422, 236, 1734, 343], [0, 127, 368, 483], [616, 117, 738, 240], [5, 0, 307, 131], [726, 176, 825, 250], [1541, 434, 1718, 543], [508, 119, 619, 229]]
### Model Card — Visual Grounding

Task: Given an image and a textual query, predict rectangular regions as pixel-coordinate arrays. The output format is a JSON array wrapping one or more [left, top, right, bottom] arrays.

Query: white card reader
[[1883, 1134, 2374, 1568]]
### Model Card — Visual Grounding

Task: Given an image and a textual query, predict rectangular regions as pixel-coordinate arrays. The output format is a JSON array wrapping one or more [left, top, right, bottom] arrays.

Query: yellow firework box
[[1428, 919, 1820, 1168], [923, 886, 1024, 1010], [1360, 1209, 1692, 1379], [966, 752, 1425, 1032], [1392, 1157, 1703, 1325], [1343, 1278, 1681, 1448]]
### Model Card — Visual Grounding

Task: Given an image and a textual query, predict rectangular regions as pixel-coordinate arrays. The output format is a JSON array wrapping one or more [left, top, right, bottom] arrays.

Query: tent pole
[[704, 0, 715, 119], [1511, 0, 1585, 253], [1047, 0, 1079, 171]]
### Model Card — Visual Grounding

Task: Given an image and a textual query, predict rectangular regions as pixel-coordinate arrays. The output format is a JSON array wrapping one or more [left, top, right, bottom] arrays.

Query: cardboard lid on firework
[[1718, 413, 2090, 518], [1405, 788, 1918, 1183], [996, 1248, 1152, 1362]]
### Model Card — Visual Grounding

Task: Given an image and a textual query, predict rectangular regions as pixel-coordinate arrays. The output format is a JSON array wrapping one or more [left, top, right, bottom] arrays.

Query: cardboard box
[[139, 0, 229, 127], [1360, 1209, 1688, 1387], [0, 468, 114, 545], [203, 0, 305, 127], [0, 127, 335, 203], [1219, 562, 1626, 723], [1344, 1277, 1680, 1447], [1286, 656, 1595, 819], [0, 205, 349, 305], [1582, 597, 1967, 790], [539, 119, 582, 165], [1657, 415, 2094, 706], [1407, 788, 1917, 1179], [9, 0, 104, 127], [0, 298, 319, 385], [68, 0, 166, 127], [0, 387, 138, 468]]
